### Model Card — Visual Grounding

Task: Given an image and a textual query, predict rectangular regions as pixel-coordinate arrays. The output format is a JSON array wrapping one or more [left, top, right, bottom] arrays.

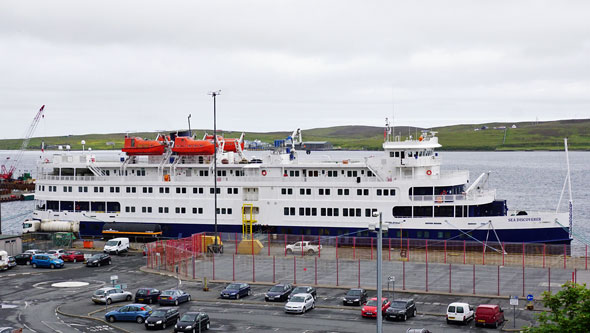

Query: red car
[[475, 304, 505, 328], [361, 297, 391, 318], [62, 251, 85, 262]]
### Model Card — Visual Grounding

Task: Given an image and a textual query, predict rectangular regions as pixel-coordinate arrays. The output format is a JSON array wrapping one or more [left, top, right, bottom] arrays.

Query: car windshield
[[290, 296, 305, 302], [391, 301, 407, 308], [162, 290, 175, 296], [366, 300, 378, 306], [89, 254, 101, 260], [347, 290, 361, 296], [105, 240, 118, 246], [94, 290, 106, 296], [151, 310, 166, 317], [180, 313, 197, 321], [137, 289, 149, 295], [226, 284, 241, 289], [292, 287, 307, 293], [270, 286, 284, 292]]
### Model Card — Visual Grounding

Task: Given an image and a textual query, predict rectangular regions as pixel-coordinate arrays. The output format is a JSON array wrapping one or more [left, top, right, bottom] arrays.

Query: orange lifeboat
[[172, 137, 215, 155], [122, 137, 166, 156], [204, 134, 245, 152]]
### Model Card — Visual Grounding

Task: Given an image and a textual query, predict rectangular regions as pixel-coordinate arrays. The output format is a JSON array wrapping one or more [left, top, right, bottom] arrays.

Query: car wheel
[[206, 322, 210, 330], [73, 258, 76, 263], [106, 298, 112, 305], [307, 249, 314, 255], [188, 295, 191, 301], [163, 322, 166, 329], [494, 321, 498, 328], [413, 309, 417, 317], [50, 264, 55, 269], [236, 293, 240, 300], [403, 314, 407, 321], [136, 316, 144, 324], [286, 249, 293, 254], [175, 300, 179, 306], [108, 260, 111, 265], [149, 298, 153, 304], [248, 289, 252, 296], [97, 262, 101, 267], [446, 319, 451, 324], [108, 316, 116, 323], [312, 302, 315, 309], [126, 295, 132, 301], [32, 263, 37, 268]]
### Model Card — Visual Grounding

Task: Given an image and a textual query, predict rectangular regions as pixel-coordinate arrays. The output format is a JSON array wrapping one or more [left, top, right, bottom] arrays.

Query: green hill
[[0, 119, 588, 151]]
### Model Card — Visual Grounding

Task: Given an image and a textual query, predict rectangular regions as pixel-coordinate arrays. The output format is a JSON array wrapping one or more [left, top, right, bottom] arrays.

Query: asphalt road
[[1, 251, 538, 333]]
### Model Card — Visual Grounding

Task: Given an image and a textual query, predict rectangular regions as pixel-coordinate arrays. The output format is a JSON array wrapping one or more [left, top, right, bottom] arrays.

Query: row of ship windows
[[281, 188, 396, 196], [96, 168, 373, 178], [127, 206, 233, 215], [284, 207, 378, 217], [41, 185, 239, 195]]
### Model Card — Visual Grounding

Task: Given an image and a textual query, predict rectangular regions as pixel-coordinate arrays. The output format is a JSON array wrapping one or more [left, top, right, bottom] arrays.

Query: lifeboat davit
[[204, 134, 245, 152], [122, 136, 167, 156], [172, 137, 215, 155]]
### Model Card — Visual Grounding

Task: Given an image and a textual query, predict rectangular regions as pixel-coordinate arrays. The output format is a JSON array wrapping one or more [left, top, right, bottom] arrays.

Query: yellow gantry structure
[[241, 203, 257, 240]]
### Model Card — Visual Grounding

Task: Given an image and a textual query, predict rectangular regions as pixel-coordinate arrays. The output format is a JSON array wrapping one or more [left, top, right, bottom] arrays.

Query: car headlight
[[186, 325, 192, 329], [230, 292, 236, 295], [354, 298, 359, 301], [265, 294, 269, 297], [156, 320, 162, 324]]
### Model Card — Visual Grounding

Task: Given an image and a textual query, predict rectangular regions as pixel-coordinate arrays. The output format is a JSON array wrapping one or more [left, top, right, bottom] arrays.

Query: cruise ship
[[31, 124, 572, 244]]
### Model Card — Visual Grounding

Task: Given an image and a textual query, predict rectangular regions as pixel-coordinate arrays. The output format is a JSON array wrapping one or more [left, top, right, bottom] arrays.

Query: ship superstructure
[[31, 126, 571, 244]]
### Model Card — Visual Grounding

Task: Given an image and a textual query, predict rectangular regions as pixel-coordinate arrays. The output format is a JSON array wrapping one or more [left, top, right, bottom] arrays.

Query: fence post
[[402, 260, 405, 290], [449, 263, 452, 293], [212, 252, 215, 280], [336, 237, 339, 259], [192, 254, 195, 280], [497, 265, 500, 296], [232, 254, 235, 281], [575, 268, 577, 284], [586, 245, 588, 270], [472, 264, 476, 295], [235, 233, 238, 255], [522, 266, 525, 297], [268, 233, 271, 256], [522, 242, 525, 268], [388, 238, 391, 261], [251, 235, 254, 256], [301, 234, 304, 257], [371, 238, 374, 261], [548, 267, 551, 293], [407, 238, 410, 262], [463, 240, 466, 265], [336, 258, 339, 286], [358, 259, 361, 288], [444, 240, 447, 264], [502, 242, 505, 266], [353, 237, 356, 259], [253, 255, 256, 283], [543, 244, 546, 268], [315, 257, 317, 285], [284, 234, 287, 256], [273, 256, 276, 283], [318, 235, 321, 258], [482, 241, 485, 265], [294, 256, 296, 284], [563, 244, 567, 269]]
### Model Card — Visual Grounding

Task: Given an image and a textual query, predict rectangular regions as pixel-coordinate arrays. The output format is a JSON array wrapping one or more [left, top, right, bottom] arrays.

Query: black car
[[220, 283, 251, 299], [342, 288, 368, 306], [7, 256, 16, 269], [174, 311, 210, 332], [385, 298, 417, 321], [145, 307, 179, 330], [265, 283, 293, 302], [85, 253, 112, 267], [136, 288, 162, 304], [14, 253, 33, 265], [289, 286, 317, 300]]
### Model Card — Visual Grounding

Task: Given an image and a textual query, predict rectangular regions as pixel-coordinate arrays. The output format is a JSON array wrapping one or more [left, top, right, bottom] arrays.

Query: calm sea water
[[1, 150, 588, 252]]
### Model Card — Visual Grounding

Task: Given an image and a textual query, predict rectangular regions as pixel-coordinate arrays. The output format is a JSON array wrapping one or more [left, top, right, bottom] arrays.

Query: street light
[[369, 211, 388, 333], [208, 90, 221, 253]]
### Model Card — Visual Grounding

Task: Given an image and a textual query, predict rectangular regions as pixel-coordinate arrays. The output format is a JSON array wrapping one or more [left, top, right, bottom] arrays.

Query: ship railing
[[411, 189, 495, 203], [399, 170, 469, 180], [173, 175, 383, 183]]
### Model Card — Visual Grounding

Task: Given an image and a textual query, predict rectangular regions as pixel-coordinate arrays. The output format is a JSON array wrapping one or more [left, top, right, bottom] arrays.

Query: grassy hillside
[[0, 119, 588, 151]]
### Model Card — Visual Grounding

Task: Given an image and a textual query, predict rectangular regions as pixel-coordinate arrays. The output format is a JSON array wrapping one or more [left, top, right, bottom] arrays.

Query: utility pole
[[209, 90, 221, 253], [188, 114, 192, 137], [370, 212, 388, 333]]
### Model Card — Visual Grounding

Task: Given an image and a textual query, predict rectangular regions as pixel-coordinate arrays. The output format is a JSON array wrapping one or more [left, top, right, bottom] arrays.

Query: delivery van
[[103, 237, 130, 255]]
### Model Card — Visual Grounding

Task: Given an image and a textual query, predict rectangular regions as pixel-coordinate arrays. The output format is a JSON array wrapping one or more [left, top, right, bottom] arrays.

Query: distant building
[[295, 141, 333, 151], [0, 234, 22, 256], [474, 128, 480, 131], [511, 124, 517, 129], [498, 126, 506, 130]]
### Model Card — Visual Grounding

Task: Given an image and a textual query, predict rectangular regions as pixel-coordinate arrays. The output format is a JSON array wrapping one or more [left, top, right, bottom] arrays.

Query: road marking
[[433, 302, 440, 305], [22, 323, 37, 332]]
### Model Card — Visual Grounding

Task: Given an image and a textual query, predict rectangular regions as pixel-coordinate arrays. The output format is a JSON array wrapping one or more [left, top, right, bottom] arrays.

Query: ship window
[[434, 205, 454, 217], [159, 207, 163, 213], [209, 188, 221, 194], [334, 208, 339, 216], [455, 206, 463, 217], [312, 208, 317, 216], [321, 208, 326, 216], [438, 232, 444, 238], [299, 207, 304, 216], [392, 206, 412, 218], [417, 231, 423, 238], [143, 207, 147, 213], [356, 208, 361, 216], [413, 206, 433, 217], [343, 208, 348, 217], [126, 207, 131, 213], [305, 207, 311, 216], [284, 207, 290, 215], [377, 189, 382, 196], [390, 152, 394, 157]]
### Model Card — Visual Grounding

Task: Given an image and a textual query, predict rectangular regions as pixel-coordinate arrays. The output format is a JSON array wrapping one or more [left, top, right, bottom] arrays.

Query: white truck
[[103, 237, 130, 255], [22, 219, 79, 233], [447, 302, 474, 324], [286, 241, 321, 255]]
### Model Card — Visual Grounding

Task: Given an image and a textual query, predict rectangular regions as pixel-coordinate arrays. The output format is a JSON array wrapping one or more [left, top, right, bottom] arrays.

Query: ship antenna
[[556, 138, 573, 239], [208, 89, 222, 253], [187, 114, 192, 137]]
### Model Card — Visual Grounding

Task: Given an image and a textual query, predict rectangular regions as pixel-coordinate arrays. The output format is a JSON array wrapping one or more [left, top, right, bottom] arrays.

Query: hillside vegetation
[[0, 119, 588, 151]]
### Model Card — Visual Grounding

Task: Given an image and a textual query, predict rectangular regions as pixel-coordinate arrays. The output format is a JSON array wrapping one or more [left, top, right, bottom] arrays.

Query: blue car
[[220, 283, 251, 299], [158, 289, 191, 306], [105, 304, 153, 323], [31, 254, 64, 269]]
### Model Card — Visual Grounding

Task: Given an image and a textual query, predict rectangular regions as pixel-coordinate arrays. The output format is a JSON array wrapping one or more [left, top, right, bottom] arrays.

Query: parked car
[[145, 307, 179, 330], [220, 283, 251, 299], [14, 253, 33, 265], [361, 297, 391, 318], [385, 299, 417, 321], [158, 289, 191, 306], [284, 293, 315, 314], [47, 249, 66, 259], [24, 249, 44, 255], [265, 283, 294, 302], [92, 287, 133, 305], [475, 304, 505, 328], [447, 302, 474, 325], [7, 256, 16, 269], [342, 288, 368, 305], [105, 304, 153, 323], [135, 288, 162, 304], [406, 329, 431, 333], [289, 286, 316, 300], [104, 237, 130, 255], [31, 254, 64, 269], [62, 250, 85, 262], [85, 253, 111, 267], [0, 251, 7, 271], [285, 241, 321, 255], [174, 312, 210, 332]]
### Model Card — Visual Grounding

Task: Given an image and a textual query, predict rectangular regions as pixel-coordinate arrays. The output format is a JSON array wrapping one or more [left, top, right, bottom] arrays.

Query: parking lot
[[1, 249, 539, 332]]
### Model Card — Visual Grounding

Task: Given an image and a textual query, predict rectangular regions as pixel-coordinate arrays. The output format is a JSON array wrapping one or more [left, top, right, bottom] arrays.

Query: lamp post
[[370, 211, 388, 333], [209, 90, 221, 252]]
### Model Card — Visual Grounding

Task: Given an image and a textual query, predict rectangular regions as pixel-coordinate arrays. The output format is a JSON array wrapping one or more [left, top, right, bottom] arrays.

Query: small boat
[[204, 133, 245, 152], [122, 135, 167, 155], [172, 137, 215, 155]]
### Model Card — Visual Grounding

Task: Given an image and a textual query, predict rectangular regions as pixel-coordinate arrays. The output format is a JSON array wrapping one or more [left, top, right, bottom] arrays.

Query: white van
[[0, 250, 8, 271], [447, 302, 474, 324], [103, 238, 130, 255]]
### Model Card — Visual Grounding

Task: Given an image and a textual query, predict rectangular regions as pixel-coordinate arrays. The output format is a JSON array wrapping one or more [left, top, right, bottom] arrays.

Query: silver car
[[284, 293, 315, 314], [92, 287, 133, 305]]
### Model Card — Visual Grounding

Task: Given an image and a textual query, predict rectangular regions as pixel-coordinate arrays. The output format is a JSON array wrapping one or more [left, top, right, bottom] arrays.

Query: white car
[[285, 241, 321, 255], [284, 293, 315, 314], [24, 249, 44, 255], [447, 302, 474, 324]]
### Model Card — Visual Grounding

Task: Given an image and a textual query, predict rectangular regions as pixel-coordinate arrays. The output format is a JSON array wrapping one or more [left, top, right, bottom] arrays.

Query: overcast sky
[[1, 0, 589, 139]]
